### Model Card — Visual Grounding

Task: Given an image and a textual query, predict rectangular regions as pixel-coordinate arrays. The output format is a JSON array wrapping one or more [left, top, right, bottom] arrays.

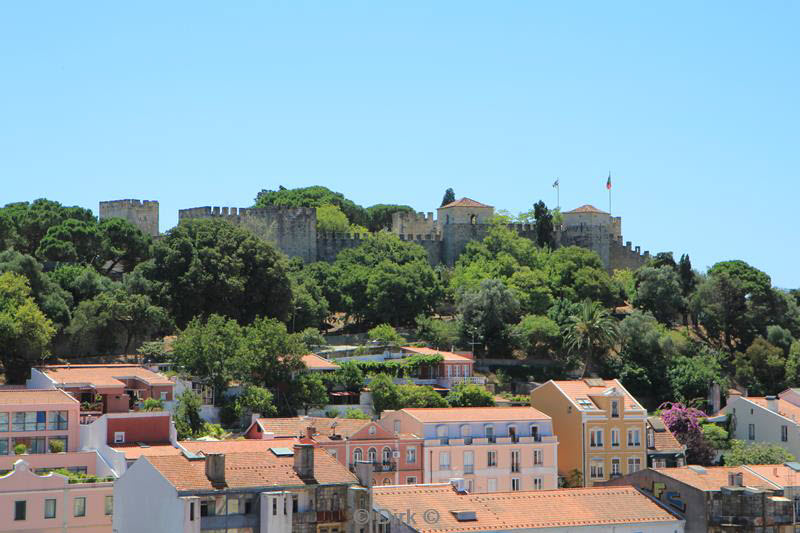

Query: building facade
[[720, 390, 800, 460], [0, 389, 80, 457], [530, 379, 647, 486], [378, 407, 558, 494]]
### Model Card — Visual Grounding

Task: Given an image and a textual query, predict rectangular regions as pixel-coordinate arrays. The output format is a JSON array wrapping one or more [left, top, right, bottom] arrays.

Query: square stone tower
[[99, 199, 160, 237]]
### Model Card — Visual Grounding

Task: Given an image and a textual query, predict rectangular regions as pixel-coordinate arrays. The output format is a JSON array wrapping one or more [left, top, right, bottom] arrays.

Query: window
[[533, 449, 543, 466], [14, 500, 26, 521], [460, 425, 472, 444], [47, 411, 68, 431], [530, 425, 541, 442], [628, 457, 641, 474], [439, 451, 450, 470], [590, 460, 604, 479], [782, 425, 789, 442], [13, 437, 45, 454], [0, 438, 8, 455], [485, 425, 495, 443], [533, 477, 543, 490], [73, 497, 86, 517], [190, 502, 195, 521], [511, 450, 520, 473], [406, 447, 416, 464], [292, 495, 298, 513], [12, 412, 25, 432], [653, 458, 667, 468], [368, 448, 377, 463], [611, 458, 621, 476], [382, 447, 391, 463], [749, 424, 756, 441], [590, 428, 603, 448], [272, 498, 277, 516], [394, 420, 401, 433], [369, 426, 377, 435], [627, 429, 641, 447], [509, 425, 518, 443], [353, 448, 362, 462], [466, 479, 473, 493], [611, 429, 620, 448], [488, 478, 497, 492], [48, 437, 67, 453], [511, 478, 520, 491], [329, 449, 337, 459], [406, 476, 416, 484], [114, 432, 125, 444], [611, 400, 619, 418], [42, 498, 56, 519], [464, 451, 474, 474], [487, 450, 497, 467], [0, 413, 7, 432], [436, 425, 448, 445], [105, 495, 113, 516], [160, 391, 168, 401]]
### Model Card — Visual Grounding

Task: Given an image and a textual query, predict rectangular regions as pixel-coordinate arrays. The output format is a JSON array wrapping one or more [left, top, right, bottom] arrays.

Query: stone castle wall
[[317, 232, 442, 264], [178, 206, 318, 262], [99, 199, 159, 237], [609, 236, 650, 271], [391, 211, 437, 236]]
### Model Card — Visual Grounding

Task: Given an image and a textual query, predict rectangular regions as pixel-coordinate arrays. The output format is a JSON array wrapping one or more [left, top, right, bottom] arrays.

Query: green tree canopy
[[633, 266, 683, 325], [365, 204, 415, 232], [315, 204, 352, 234], [562, 299, 619, 378], [441, 188, 456, 207], [724, 440, 795, 466], [511, 314, 560, 358], [457, 278, 521, 357], [367, 324, 407, 345], [235, 316, 307, 389], [446, 383, 495, 407], [254, 185, 369, 227]]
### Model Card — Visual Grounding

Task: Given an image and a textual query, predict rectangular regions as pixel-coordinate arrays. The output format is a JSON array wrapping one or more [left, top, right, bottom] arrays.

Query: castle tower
[[437, 197, 494, 266], [99, 199, 159, 237]]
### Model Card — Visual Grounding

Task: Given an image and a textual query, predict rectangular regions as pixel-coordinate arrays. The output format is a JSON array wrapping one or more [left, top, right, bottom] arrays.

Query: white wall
[[723, 397, 800, 460], [112, 459, 184, 533], [26, 368, 55, 389]]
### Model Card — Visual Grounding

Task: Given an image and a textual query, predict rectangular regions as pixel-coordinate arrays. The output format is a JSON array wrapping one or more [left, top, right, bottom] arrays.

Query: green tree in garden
[[236, 317, 306, 389], [234, 385, 278, 421], [457, 279, 521, 357], [724, 440, 794, 466], [365, 204, 415, 232], [367, 324, 406, 345], [328, 361, 365, 392], [441, 188, 456, 207], [562, 299, 620, 378], [141, 218, 292, 327], [96, 218, 152, 274], [415, 316, 459, 350], [446, 383, 495, 407], [172, 314, 243, 404], [36, 219, 100, 265], [0, 250, 71, 329], [2, 199, 94, 256], [668, 352, 728, 406], [50, 265, 114, 308], [397, 384, 448, 408], [633, 266, 683, 325], [370, 373, 400, 415], [511, 314, 560, 358], [174, 390, 204, 439], [678, 254, 697, 324], [733, 337, 786, 395], [0, 272, 56, 383], [287, 261, 330, 331], [289, 373, 328, 415]]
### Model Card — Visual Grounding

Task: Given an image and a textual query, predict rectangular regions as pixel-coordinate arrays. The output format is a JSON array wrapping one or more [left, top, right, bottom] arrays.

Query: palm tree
[[562, 299, 620, 378]]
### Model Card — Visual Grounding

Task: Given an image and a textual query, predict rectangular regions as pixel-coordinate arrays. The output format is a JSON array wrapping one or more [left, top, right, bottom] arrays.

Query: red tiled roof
[[402, 346, 474, 362], [653, 466, 780, 492], [746, 464, 800, 487], [180, 439, 301, 455], [301, 354, 340, 371], [146, 448, 358, 491], [402, 406, 550, 423], [747, 397, 800, 422], [564, 204, 608, 214], [647, 418, 684, 453], [372, 484, 680, 531], [548, 379, 644, 411], [112, 443, 182, 460], [256, 417, 370, 439], [0, 389, 79, 405], [40, 364, 173, 388], [439, 197, 493, 209]]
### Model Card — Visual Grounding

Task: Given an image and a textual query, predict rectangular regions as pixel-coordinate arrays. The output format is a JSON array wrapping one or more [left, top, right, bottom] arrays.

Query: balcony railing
[[437, 376, 487, 388], [464, 465, 474, 474], [350, 461, 397, 473]]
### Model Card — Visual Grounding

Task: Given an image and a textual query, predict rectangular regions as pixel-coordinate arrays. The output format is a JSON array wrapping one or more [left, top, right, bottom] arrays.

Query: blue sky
[[1, 2, 798, 287]]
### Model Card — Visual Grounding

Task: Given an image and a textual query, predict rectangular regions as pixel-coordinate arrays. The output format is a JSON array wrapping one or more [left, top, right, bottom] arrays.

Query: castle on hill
[[99, 197, 654, 272]]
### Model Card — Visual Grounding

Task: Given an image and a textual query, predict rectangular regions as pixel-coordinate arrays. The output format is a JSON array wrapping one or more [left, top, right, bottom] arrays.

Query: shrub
[[48, 439, 65, 453], [142, 397, 164, 411], [14, 443, 28, 455]]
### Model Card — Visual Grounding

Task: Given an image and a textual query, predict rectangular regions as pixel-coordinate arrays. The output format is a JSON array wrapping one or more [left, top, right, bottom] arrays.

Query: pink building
[[0, 389, 80, 457], [399, 346, 485, 389], [379, 407, 559, 494], [0, 459, 113, 532]]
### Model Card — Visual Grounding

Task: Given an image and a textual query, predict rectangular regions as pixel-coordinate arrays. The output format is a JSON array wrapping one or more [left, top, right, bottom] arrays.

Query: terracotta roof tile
[[439, 197, 493, 209], [401, 346, 474, 362], [745, 464, 800, 487], [402, 406, 550, 423], [372, 484, 679, 531], [301, 354, 340, 370], [747, 397, 800, 422], [564, 204, 609, 214], [653, 466, 780, 491], [112, 443, 182, 460], [180, 439, 301, 455], [256, 417, 370, 439], [0, 389, 79, 405], [647, 418, 684, 453], [40, 364, 173, 388], [146, 448, 358, 492], [547, 379, 644, 411]]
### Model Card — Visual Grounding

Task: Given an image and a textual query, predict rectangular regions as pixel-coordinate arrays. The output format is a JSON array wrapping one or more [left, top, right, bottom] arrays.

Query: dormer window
[[369, 425, 376, 435], [611, 400, 619, 418]]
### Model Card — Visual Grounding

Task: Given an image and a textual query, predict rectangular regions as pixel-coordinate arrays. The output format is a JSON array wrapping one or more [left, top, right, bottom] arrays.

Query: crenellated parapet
[[99, 199, 159, 237]]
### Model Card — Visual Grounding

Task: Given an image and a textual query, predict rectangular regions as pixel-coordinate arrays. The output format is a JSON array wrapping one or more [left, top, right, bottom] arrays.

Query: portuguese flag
[[606, 173, 612, 190]]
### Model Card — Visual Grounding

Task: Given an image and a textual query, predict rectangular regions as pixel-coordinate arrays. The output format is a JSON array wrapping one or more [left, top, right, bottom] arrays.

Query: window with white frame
[[533, 477, 543, 490], [461, 424, 472, 444], [533, 449, 543, 466], [627, 429, 641, 447], [782, 425, 789, 442], [353, 448, 362, 462], [406, 447, 416, 464], [509, 425, 518, 443], [406, 476, 416, 484], [329, 449, 337, 459], [749, 423, 755, 440], [439, 451, 450, 470], [590, 428, 603, 448], [394, 420, 401, 433], [466, 479, 473, 492], [628, 457, 642, 474], [114, 432, 125, 444], [463, 451, 474, 474], [160, 391, 168, 401], [653, 458, 667, 468], [382, 447, 391, 463], [611, 429, 620, 447], [487, 450, 497, 467], [611, 400, 620, 418], [436, 425, 448, 444], [511, 450, 520, 473], [611, 458, 620, 475], [530, 425, 540, 442], [485, 425, 495, 443], [487, 478, 497, 492], [511, 478, 520, 491], [590, 460, 604, 479], [368, 448, 377, 463]]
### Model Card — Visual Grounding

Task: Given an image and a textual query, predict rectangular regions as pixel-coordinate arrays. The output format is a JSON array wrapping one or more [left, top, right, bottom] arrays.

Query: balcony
[[464, 465, 474, 474], [437, 376, 487, 388], [350, 461, 397, 473]]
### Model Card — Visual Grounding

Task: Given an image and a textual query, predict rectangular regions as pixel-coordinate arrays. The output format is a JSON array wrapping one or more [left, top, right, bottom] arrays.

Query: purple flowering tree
[[659, 402, 715, 466]]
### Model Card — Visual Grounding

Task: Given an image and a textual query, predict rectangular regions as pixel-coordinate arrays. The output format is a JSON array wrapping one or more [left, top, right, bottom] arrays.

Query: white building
[[719, 390, 800, 459]]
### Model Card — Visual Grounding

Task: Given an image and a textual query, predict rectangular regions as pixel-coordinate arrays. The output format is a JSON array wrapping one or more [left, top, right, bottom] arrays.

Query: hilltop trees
[[562, 299, 620, 378], [441, 188, 456, 207]]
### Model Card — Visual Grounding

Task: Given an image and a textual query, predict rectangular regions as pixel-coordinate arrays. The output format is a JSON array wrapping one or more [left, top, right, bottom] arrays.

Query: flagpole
[[608, 171, 611, 214], [557, 181, 560, 210]]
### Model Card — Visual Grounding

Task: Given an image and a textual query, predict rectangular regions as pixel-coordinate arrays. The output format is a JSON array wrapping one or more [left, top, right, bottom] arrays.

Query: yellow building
[[530, 378, 647, 487]]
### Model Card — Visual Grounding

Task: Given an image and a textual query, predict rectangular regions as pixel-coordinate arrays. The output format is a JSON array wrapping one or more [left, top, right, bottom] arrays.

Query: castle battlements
[[99, 199, 159, 208], [98, 199, 159, 237], [179, 206, 316, 219]]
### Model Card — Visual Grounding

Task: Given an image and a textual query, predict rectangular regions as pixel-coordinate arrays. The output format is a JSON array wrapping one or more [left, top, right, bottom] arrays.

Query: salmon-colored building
[[379, 407, 559, 494], [0, 389, 80, 457], [245, 416, 425, 486]]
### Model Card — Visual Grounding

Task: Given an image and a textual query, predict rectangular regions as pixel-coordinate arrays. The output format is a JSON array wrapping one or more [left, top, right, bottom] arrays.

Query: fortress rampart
[[99, 199, 160, 237]]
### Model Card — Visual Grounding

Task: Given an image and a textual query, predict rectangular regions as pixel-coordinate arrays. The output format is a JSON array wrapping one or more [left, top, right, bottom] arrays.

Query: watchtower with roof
[[437, 197, 495, 265]]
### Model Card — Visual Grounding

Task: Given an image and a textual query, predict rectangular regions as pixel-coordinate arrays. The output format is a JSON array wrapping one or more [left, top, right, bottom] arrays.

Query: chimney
[[727, 472, 743, 487], [306, 426, 317, 439], [766, 396, 779, 413], [205, 453, 226, 486], [293, 444, 314, 479]]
